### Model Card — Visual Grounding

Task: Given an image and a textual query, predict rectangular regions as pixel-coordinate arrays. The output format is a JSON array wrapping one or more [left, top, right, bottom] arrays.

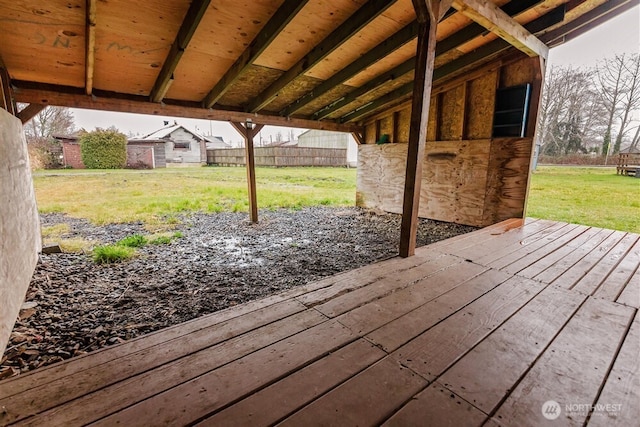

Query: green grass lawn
[[527, 166, 639, 233], [33, 166, 357, 228], [33, 165, 639, 234]]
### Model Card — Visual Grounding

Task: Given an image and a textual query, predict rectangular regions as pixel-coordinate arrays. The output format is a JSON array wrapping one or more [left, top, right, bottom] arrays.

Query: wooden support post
[[17, 103, 45, 124], [399, 0, 440, 257], [0, 65, 16, 116], [230, 121, 264, 223]]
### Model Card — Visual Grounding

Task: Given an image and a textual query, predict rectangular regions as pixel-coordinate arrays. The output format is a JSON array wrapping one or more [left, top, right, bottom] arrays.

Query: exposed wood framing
[[315, 0, 543, 121], [246, 0, 397, 113], [17, 103, 45, 124], [342, 6, 565, 123], [451, 0, 549, 59], [0, 65, 15, 116], [85, 0, 97, 95], [399, 0, 440, 257], [280, 20, 418, 116], [150, 0, 212, 103], [230, 121, 265, 223], [12, 85, 363, 133], [203, 0, 309, 108], [351, 131, 364, 145]]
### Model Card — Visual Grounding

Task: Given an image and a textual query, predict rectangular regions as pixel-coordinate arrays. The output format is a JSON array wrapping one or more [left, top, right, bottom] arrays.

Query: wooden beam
[[17, 103, 45, 124], [280, 20, 418, 117], [246, 0, 397, 113], [12, 84, 363, 133], [451, 0, 549, 59], [203, 0, 309, 108], [0, 66, 15, 115], [340, 6, 565, 123], [230, 121, 264, 223], [85, 0, 97, 95], [399, 1, 439, 258], [313, 0, 543, 120], [150, 0, 212, 103], [351, 131, 364, 145]]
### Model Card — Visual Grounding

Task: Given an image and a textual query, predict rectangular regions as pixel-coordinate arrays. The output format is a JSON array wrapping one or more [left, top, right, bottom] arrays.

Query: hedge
[[80, 129, 127, 169]]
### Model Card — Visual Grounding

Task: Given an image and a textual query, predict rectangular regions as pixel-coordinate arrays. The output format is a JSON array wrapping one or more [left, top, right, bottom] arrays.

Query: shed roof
[[2, 0, 637, 131]]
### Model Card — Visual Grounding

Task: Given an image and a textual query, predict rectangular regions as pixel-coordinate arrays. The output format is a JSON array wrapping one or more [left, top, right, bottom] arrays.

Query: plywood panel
[[216, 65, 283, 107], [255, 0, 367, 71], [466, 70, 498, 139], [93, 0, 190, 95], [482, 137, 533, 224], [306, 0, 415, 80], [344, 41, 417, 87], [379, 115, 394, 142], [357, 140, 492, 226], [0, 0, 86, 87], [439, 84, 465, 140]]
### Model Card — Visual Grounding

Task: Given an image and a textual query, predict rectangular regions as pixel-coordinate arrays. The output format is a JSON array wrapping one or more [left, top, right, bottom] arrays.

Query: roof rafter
[[246, 0, 397, 113], [341, 5, 565, 123], [203, 0, 310, 109], [149, 0, 212, 103], [451, 0, 549, 59], [280, 20, 418, 117], [313, 0, 544, 120]]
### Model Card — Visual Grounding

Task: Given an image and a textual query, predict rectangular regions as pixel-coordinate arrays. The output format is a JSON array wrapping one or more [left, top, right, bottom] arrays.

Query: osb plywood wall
[[356, 56, 542, 227]]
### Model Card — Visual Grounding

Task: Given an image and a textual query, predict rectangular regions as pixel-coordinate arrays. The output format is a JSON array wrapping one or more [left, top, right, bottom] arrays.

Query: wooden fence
[[616, 153, 640, 176], [207, 147, 347, 167]]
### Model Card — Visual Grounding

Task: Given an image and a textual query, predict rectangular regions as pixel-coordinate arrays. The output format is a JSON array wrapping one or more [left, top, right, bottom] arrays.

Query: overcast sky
[[71, 5, 640, 143]]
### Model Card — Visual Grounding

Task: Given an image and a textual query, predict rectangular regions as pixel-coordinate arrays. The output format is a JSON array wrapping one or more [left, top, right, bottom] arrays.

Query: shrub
[[93, 245, 135, 264], [80, 129, 127, 169], [117, 234, 148, 248]]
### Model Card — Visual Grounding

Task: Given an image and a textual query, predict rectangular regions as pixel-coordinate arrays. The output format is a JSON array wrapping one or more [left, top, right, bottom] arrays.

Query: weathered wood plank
[[313, 255, 479, 318], [534, 228, 616, 284], [198, 339, 386, 426], [616, 266, 640, 309], [551, 230, 628, 289], [92, 320, 356, 427], [277, 357, 427, 426], [0, 299, 306, 424], [588, 312, 640, 427], [492, 298, 635, 427], [439, 285, 586, 414], [383, 382, 487, 426], [365, 268, 511, 352], [487, 223, 583, 271], [392, 275, 547, 381], [572, 233, 640, 296], [510, 227, 602, 279], [15, 309, 328, 426], [593, 237, 640, 302]]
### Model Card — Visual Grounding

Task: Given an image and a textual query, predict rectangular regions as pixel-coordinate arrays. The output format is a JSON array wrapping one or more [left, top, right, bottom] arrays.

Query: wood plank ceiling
[[0, 0, 636, 131]]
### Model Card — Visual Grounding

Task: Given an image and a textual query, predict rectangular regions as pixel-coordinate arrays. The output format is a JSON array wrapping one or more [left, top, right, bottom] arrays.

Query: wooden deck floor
[[0, 219, 638, 426]]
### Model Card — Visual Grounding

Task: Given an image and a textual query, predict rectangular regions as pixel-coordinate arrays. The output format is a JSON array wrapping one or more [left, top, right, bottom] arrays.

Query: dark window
[[493, 84, 531, 138], [174, 141, 190, 149]]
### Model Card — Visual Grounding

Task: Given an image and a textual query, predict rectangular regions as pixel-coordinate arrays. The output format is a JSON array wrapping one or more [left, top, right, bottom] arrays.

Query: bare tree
[[596, 54, 640, 156], [22, 105, 75, 141]]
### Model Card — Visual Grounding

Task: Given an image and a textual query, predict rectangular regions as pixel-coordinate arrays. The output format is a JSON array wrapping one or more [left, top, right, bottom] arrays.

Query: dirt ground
[[1, 207, 477, 379]]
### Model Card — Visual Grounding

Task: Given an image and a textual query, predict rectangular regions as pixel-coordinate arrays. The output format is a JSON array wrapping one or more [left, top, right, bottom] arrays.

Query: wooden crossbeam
[[13, 84, 363, 133], [399, 0, 440, 257], [341, 5, 564, 123], [280, 21, 418, 117], [451, 0, 549, 59], [203, 0, 309, 109], [149, 0, 212, 103], [230, 121, 264, 223], [17, 103, 45, 124], [85, 0, 97, 95], [313, 0, 543, 120], [246, 0, 397, 113]]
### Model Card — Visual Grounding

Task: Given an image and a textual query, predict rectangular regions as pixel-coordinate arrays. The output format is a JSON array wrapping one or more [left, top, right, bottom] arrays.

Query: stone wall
[[0, 109, 41, 355]]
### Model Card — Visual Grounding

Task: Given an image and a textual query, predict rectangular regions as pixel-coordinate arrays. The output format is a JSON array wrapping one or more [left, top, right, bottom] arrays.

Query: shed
[[141, 123, 213, 165], [298, 130, 358, 167]]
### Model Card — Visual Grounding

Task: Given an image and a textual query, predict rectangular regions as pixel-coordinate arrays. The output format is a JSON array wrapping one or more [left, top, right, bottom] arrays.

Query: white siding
[[297, 130, 358, 166], [164, 128, 204, 164]]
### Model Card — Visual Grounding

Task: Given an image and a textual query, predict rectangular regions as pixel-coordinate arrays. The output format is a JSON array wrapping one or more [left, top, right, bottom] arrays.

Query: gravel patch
[[1, 207, 477, 378]]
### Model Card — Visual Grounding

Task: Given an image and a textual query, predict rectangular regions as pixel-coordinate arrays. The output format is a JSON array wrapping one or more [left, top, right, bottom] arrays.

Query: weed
[[149, 235, 172, 245], [92, 245, 136, 264], [117, 234, 148, 248]]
